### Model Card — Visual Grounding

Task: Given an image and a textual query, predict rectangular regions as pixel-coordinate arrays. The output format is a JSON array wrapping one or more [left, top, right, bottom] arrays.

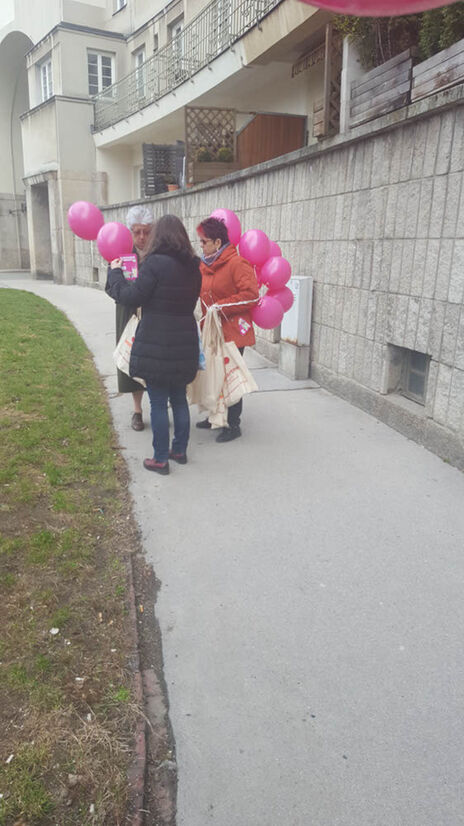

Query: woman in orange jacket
[[196, 216, 259, 442]]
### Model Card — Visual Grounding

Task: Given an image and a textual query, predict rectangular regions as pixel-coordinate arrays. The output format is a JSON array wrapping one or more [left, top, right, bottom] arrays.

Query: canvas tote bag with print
[[188, 307, 258, 425], [113, 312, 146, 387], [222, 340, 258, 407], [205, 340, 258, 427]]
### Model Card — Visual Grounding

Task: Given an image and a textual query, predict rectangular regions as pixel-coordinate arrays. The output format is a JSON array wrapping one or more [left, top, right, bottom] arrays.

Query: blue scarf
[[201, 242, 230, 266]]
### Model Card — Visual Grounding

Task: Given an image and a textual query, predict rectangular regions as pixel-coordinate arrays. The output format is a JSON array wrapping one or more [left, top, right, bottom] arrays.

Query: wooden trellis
[[313, 23, 342, 139], [185, 106, 237, 182], [185, 106, 236, 156]]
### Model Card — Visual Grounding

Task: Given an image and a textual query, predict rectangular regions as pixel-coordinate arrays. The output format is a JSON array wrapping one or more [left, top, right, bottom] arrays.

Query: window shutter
[[142, 142, 184, 194]]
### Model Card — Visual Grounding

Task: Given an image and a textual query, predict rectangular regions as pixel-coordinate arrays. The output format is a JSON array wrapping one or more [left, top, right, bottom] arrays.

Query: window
[[172, 20, 183, 38], [170, 19, 184, 53], [387, 345, 430, 406], [39, 58, 53, 102], [134, 47, 146, 97], [209, 0, 232, 57], [170, 19, 185, 80], [88, 52, 114, 96], [402, 350, 429, 405]]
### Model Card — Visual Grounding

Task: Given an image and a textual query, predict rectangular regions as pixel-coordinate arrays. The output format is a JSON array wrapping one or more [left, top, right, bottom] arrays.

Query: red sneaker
[[143, 458, 169, 475]]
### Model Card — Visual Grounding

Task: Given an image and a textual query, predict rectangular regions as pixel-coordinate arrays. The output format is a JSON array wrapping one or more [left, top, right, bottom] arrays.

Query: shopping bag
[[188, 308, 258, 426], [204, 347, 257, 427], [222, 341, 258, 407], [113, 314, 146, 387], [207, 393, 228, 429]]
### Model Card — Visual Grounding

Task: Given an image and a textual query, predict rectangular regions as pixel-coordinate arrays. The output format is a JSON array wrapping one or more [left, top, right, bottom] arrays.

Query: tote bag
[[222, 341, 258, 407], [113, 314, 146, 387], [188, 308, 257, 424]]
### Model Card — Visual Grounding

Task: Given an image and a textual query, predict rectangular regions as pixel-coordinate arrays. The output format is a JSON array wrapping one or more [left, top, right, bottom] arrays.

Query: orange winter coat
[[200, 245, 260, 348]]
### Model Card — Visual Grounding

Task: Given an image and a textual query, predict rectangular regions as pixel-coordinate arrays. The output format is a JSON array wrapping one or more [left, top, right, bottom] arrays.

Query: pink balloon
[[251, 295, 284, 330], [298, 0, 453, 14], [260, 257, 291, 290], [269, 286, 294, 313], [269, 241, 282, 258], [239, 230, 271, 267], [67, 201, 104, 241], [210, 208, 242, 247], [97, 222, 133, 262]]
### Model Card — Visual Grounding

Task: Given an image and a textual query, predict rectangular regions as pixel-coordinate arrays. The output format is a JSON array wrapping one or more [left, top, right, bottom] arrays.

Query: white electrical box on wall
[[281, 276, 313, 347]]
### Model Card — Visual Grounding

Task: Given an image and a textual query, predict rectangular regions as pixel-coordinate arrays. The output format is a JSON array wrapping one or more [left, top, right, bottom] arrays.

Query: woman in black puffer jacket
[[106, 214, 201, 475]]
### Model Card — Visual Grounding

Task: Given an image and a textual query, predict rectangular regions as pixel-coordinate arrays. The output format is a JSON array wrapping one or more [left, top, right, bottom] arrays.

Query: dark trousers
[[227, 347, 244, 428], [146, 383, 190, 462]]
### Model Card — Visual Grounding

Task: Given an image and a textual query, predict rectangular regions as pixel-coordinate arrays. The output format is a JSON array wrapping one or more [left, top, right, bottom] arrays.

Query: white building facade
[[1, 0, 332, 279]]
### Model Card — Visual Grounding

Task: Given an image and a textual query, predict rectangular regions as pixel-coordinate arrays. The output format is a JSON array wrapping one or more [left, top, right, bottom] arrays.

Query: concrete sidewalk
[[3, 273, 464, 826]]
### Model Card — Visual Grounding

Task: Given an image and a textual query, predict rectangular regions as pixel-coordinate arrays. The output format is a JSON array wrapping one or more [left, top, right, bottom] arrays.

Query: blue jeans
[[146, 383, 190, 463]]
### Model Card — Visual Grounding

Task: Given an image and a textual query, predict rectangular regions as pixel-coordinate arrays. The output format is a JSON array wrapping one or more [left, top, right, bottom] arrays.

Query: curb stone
[[126, 555, 147, 826], [126, 549, 178, 826]]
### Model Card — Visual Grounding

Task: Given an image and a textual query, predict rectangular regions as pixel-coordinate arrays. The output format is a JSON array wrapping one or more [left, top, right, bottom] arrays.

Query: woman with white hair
[[113, 205, 153, 431]]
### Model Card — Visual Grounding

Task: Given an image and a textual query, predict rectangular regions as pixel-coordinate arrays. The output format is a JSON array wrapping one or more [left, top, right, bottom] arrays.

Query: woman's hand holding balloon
[[110, 258, 123, 269]]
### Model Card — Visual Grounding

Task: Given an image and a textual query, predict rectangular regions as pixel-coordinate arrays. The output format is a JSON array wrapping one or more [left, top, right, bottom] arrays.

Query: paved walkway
[[3, 273, 464, 826]]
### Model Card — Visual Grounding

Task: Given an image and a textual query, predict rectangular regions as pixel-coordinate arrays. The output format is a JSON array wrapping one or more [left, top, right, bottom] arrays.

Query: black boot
[[216, 426, 241, 443], [196, 419, 212, 429]]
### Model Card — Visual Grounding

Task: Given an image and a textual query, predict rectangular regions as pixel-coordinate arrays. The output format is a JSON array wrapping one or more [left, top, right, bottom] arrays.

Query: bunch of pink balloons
[[210, 208, 294, 330], [298, 0, 454, 14], [67, 200, 133, 262]]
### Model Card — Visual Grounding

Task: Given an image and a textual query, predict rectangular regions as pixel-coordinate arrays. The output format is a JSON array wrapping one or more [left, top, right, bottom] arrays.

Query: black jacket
[[106, 248, 202, 387]]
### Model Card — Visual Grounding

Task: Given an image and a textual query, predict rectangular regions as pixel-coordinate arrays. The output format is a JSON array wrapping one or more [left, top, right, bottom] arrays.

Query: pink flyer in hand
[[120, 254, 138, 280]]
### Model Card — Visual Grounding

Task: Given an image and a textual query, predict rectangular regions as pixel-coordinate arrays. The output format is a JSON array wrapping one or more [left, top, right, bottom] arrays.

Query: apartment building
[[1, 0, 332, 280]]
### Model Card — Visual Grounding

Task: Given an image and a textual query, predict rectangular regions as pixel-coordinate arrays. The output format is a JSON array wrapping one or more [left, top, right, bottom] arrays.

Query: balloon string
[[200, 298, 260, 324]]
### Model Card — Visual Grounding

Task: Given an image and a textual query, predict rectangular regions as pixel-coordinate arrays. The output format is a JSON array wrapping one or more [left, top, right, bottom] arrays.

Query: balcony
[[93, 0, 282, 132]]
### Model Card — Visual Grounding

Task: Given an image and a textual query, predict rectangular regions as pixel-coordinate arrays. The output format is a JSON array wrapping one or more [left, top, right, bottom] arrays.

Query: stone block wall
[[75, 84, 464, 468]]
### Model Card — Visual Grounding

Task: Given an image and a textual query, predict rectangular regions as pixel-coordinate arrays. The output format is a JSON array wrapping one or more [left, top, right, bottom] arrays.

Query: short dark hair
[[143, 214, 195, 260], [196, 217, 229, 246]]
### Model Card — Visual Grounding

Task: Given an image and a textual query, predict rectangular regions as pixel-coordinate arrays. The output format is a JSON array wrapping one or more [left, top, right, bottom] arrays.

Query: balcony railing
[[93, 0, 282, 131]]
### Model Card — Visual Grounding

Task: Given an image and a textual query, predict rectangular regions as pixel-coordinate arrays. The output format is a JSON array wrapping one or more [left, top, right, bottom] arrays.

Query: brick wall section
[[76, 85, 464, 464]]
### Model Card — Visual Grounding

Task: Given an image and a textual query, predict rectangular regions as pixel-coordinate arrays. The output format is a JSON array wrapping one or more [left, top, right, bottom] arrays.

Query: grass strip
[[0, 289, 139, 826]]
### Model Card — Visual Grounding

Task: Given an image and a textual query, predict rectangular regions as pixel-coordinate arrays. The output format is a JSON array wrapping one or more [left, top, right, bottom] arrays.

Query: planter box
[[191, 161, 240, 184]]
